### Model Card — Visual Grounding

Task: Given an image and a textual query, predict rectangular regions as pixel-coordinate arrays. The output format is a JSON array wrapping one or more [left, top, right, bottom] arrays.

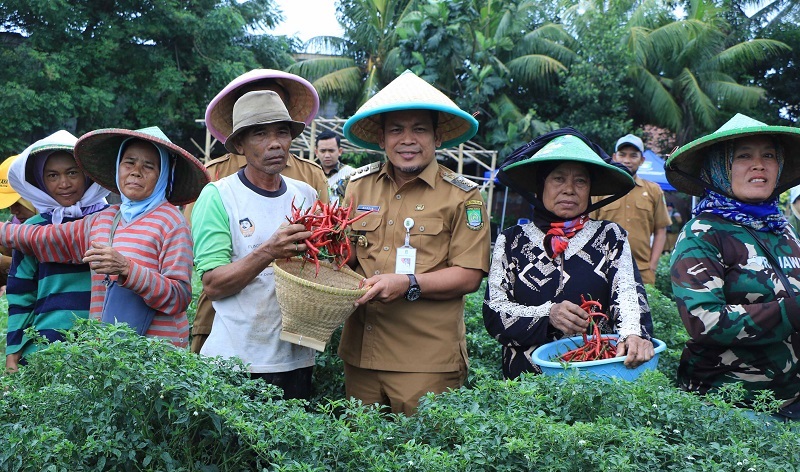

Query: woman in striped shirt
[[0, 127, 209, 349], [5, 130, 109, 373]]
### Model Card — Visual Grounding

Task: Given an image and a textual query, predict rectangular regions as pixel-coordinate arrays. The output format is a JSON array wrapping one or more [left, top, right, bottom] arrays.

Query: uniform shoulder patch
[[441, 171, 478, 191], [349, 162, 383, 182], [205, 153, 234, 167], [291, 154, 324, 169]]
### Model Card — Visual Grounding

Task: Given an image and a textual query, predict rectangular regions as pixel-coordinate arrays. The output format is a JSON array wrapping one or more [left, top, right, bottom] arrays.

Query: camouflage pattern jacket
[[670, 213, 800, 405]]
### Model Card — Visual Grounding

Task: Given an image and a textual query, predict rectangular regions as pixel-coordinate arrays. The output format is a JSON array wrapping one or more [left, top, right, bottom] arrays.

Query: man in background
[[315, 130, 354, 204], [591, 133, 671, 285]]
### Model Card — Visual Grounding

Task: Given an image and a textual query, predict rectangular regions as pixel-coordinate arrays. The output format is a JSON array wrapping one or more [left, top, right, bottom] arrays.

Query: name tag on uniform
[[395, 246, 416, 274], [396, 217, 417, 274]]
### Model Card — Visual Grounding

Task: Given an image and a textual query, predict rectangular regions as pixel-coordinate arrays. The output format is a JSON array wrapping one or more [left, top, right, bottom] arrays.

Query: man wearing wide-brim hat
[[191, 68, 328, 221], [191, 90, 320, 400], [187, 68, 329, 355], [338, 70, 491, 416]]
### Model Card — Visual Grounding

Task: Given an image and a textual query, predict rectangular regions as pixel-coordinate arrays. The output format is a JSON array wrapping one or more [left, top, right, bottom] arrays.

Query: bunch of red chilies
[[287, 198, 373, 276], [557, 295, 618, 362]]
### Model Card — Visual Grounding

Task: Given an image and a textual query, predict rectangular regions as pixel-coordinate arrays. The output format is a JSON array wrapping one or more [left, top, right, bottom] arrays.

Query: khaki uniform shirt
[[590, 176, 671, 271], [183, 153, 328, 225], [338, 160, 491, 372]]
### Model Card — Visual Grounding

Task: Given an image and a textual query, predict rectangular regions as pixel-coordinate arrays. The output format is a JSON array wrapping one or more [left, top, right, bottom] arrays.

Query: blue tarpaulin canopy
[[637, 149, 675, 192]]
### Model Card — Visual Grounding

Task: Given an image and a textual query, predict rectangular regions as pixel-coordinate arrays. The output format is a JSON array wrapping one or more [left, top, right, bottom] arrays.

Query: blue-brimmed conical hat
[[343, 70, 478, 151], [666, 113, 800, 197]]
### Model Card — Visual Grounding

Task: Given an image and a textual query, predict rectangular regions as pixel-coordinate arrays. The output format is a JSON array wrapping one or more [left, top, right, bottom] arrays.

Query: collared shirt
[[324, 162, 355, 204], [182, 152, 328, 225], [338, 160, 491, 372], [590, 176, 671, 271]]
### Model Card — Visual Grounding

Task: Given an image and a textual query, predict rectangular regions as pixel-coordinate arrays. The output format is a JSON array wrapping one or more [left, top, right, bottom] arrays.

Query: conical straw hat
[[74, 126, 210, 205], [343, 70, 478, 151], [666, 113, 800, 197], [500, 134, 634, 197]]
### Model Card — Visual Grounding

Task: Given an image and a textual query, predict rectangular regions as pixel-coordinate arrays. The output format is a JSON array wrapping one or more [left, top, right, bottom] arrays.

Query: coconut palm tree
[[733, 0, 800, 31], [285, 0, 419, 110], [622, 0, 790, 142], [390, 0, 575, 152]]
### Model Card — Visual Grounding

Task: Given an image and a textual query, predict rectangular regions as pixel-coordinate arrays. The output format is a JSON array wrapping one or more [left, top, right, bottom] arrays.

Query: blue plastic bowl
[[531, 334, 667, 381]]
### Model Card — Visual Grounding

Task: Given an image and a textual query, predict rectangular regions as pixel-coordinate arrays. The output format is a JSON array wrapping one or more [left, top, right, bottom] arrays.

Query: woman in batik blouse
[[483, 131, 654, 379]]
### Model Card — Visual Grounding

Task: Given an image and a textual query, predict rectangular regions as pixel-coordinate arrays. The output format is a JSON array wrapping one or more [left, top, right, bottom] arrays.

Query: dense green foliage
[[1, 0, 795, 165], [3, 281, 799, 470], [0, 0, 294, 157]]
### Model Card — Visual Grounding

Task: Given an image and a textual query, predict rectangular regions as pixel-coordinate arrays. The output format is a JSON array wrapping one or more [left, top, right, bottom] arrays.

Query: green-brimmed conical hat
[[74, 126, 210, 205], [665, 113, 800, 197], [501, 134, 634, 198], [343, 70, 478, 151]]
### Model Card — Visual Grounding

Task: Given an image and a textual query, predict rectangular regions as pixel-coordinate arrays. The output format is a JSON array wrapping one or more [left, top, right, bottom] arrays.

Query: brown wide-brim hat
[[666, 113, 800, 197], [74, 126, 210, 205], [343, 70, 479, 151], [205, 69, 319, 143], [224, 91, 306, 153]]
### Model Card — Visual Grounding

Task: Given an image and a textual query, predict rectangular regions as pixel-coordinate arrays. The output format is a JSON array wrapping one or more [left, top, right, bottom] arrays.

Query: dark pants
[[250, 366, 313, 400]]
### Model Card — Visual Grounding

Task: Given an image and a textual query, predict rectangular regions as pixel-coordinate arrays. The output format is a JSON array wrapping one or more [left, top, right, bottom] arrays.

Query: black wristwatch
[[404, 274, 421, 301]]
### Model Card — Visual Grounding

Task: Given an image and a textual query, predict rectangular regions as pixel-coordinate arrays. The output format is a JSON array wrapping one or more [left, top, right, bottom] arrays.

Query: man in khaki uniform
[[590, 134, 671, 285], [187, 69, 327, 353], [339, 70, 491, 416]]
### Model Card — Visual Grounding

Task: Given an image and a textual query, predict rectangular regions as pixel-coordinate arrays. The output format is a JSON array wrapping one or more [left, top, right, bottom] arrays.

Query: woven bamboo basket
[[274, 257, 368, 352]]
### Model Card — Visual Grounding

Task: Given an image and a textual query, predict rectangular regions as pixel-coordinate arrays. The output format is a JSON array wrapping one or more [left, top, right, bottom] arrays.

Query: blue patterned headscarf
[[695, 139, 787, 234], [116, 138, 170, 222]]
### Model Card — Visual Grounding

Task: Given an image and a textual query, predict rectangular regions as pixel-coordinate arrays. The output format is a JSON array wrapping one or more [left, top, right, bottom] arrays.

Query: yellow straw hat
[[0, 155, 25, 209]]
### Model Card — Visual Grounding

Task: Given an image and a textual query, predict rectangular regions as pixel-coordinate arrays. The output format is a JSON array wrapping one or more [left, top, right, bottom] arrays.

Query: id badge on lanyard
[[395, 217, 417, 274]]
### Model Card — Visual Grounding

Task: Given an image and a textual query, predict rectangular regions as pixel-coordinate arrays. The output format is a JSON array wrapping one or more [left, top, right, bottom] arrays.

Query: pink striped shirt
[[0, 202, 192, 347]]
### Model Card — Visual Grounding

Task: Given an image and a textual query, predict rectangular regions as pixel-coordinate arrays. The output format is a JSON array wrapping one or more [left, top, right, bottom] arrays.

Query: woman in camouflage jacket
[[666, 114, 800, 419]]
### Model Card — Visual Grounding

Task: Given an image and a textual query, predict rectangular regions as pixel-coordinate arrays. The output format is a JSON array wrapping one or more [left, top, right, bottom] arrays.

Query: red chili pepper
[[286, 199, 378, 276], [557, 295, 617, 363]]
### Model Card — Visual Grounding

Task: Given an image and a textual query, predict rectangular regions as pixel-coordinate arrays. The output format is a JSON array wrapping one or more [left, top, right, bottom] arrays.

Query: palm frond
[[711, 39, 791, 71], [286, 57, 357, 83], [675, 68, 716, 130], [506, 55, 567, 87], [702, 78, 765, 110], [629, 66, 683, 131], [489, 93, 525, 122], [302, 36, 352, 56], [524, 22, 577, 44], [311, 66, 364, 103], [515, 37, 579, 67], [493, 9, 514, 42], [644, 19, 708, 64], [382, 47, 403, 80], [624, 26, 653, 68]]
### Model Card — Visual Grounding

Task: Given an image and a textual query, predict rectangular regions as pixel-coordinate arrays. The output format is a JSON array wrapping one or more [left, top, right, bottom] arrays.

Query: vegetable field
[[1, 262, 799, 471]]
